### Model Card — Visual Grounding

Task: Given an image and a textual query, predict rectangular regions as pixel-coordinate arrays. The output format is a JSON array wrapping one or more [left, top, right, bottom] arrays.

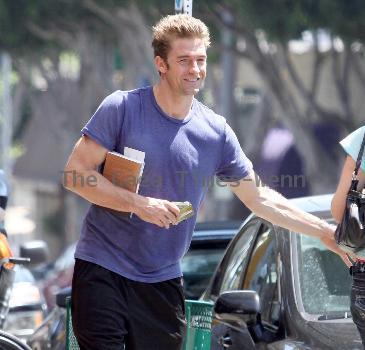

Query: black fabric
[[350, 264, 365, 347], [335, 130, 365, 254], [71, 259, 186, 350]]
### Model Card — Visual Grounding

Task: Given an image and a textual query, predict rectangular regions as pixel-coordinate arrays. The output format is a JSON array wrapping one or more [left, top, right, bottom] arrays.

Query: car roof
[[244, 194, 333, 225], [288, 194, 332, 218]]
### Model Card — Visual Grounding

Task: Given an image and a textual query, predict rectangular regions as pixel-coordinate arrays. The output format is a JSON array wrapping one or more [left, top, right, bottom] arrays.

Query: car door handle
[[218, 335, 233, 348]]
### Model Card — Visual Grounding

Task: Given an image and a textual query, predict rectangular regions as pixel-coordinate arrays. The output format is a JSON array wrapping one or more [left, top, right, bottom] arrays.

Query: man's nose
[[189, 60, 200, 74]]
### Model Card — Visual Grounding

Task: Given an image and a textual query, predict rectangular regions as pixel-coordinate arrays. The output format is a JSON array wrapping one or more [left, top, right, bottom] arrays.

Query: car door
[[210, 222, 283, 350], [242, 224, 283, 349], [207, 219, 262, 350]]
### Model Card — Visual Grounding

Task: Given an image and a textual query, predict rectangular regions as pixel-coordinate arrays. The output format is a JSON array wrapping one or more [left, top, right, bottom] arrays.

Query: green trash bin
[[66, 297, 80, 350], [66, 297, 214, 350], [183, 300, 214, 350]]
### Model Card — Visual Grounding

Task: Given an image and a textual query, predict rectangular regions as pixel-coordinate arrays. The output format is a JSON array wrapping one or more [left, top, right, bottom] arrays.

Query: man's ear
[[154, 56, 168, 74]]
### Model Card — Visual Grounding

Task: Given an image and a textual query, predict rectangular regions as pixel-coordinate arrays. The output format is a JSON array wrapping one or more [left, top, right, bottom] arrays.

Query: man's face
[[157, 37, 207, 96]]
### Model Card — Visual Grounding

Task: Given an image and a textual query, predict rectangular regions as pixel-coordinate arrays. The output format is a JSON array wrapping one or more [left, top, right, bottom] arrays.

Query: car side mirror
[[19, 240, 49, 266], [214, 290, 260, 324]]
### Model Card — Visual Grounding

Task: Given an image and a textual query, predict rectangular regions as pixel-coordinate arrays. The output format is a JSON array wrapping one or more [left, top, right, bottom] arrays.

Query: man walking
[[64, 14, 346, 350]]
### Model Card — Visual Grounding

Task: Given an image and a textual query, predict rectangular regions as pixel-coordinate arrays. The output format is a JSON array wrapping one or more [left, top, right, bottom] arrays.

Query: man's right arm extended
[[63, 135, 179, 228]]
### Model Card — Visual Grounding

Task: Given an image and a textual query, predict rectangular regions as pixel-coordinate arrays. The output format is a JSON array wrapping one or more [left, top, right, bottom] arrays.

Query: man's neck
[[153, 83, 194, 120]]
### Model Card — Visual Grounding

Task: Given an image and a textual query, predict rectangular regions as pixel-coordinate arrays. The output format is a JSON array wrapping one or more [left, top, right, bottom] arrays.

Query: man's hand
[[133, 197, 180, 229]]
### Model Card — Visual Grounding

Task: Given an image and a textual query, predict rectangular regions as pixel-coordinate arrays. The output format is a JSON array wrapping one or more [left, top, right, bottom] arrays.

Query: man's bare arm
[[63, 136, 179, 228], [230, 171, 333, 238], [230, 171, 352, 265]]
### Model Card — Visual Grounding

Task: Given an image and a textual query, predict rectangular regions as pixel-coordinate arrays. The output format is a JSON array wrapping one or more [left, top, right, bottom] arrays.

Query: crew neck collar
[[148, 86, 195, 124]]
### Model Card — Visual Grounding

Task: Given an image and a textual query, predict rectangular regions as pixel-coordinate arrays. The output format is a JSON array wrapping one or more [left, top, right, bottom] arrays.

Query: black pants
[[350, 263, 365, 348], [71, 259, 186, 350]]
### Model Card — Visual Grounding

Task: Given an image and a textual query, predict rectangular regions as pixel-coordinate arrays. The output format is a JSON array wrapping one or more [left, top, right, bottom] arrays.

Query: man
[[64, 14, 347, 350]]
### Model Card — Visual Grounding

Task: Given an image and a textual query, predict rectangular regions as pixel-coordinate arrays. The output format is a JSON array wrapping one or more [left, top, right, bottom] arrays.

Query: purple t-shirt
[[75, 86, 252, 282]]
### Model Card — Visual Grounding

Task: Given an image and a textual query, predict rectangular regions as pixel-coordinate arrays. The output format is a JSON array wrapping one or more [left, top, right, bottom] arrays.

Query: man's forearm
[[63, 169, 141, 213], [247, 187, 333, 238]]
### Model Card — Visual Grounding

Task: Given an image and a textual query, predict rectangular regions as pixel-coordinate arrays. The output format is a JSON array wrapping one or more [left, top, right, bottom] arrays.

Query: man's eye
[[179, 59, 188, 63]]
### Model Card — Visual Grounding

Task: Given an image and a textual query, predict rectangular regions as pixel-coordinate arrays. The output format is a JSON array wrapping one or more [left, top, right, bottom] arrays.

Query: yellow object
[[0, 234, 14, 269]]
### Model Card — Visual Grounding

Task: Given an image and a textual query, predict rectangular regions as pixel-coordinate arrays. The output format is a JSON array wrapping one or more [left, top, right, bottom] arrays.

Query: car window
[[243, 225, 280, 326], [296, 233, 351, 315], [218, 222, 259, 295], [182, 245, 227, 299]]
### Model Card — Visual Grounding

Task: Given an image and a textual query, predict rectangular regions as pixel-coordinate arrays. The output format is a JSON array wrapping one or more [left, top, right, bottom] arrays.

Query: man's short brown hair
[[152, 14, 211, 61]]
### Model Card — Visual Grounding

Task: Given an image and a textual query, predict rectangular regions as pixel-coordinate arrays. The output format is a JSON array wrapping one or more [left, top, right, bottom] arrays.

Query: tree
[[187, 0, 365, 194], [1, 0, 365, 230]]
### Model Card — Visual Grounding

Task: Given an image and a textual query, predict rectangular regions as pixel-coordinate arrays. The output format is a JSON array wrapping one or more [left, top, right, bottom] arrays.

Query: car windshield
[[182, 247, 225, 299], [296, 233, 351, 315]]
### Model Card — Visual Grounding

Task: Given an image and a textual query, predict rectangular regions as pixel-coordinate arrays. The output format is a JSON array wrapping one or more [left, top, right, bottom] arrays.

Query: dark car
[[27, 221, 238, 349], [182, 221, 239, 299], [202, 194, 362, 349]]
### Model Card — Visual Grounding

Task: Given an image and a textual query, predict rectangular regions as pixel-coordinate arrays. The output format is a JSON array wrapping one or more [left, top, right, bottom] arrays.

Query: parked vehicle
[[0, 257, 34, 350], [3, 265, 47, 341], [40, 243, 76, 310], [182, 221, 239, 299], [202, 194, 362, 349], [0, 172, 49, 348], [27, 221, 239, 349], [26, 295, 67, 350]]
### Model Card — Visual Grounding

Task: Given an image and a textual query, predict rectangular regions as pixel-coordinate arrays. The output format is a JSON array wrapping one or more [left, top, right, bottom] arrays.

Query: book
[[103, 151, 144, 193], [102, 148, 145, 215]]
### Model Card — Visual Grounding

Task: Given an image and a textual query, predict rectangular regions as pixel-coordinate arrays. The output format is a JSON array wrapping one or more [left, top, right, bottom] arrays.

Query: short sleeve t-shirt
[[75, 86, 252, 282], [340, 126, 365, 172]]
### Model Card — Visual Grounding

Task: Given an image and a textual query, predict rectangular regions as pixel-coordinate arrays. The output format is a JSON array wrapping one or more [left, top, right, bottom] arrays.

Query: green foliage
[[12, 95, 31, 143], [1, 0, 364, 56], [42, 207, 64, 237], [317, 0, 365, 42], [0, 0, 45, 53], [9, 142, 26, 159], [0, 0, 114, 55], [195, 0, 365, 44]]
